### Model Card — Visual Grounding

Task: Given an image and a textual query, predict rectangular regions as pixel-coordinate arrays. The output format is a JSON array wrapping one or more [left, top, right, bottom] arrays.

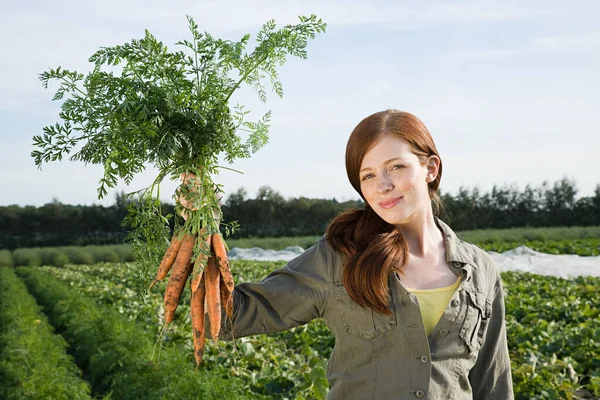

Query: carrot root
[[212, 233, 234, 318], [212, 234, 234, 290], [219, 275, 234, 318], [205, 255, 222, 341], [190, 275, 206, 366], [149, 229, 185, 290], [191, 233, 212, 294], [163, 234, 196, 324]]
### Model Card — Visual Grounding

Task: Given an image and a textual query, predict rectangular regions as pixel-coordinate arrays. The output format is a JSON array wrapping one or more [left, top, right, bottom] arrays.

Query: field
[[1, 235, 599, 399], [2, 226, 600, 269]]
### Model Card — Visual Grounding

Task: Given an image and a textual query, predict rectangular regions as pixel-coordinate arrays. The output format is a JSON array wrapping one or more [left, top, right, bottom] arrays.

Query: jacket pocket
[[459, 290, 492, 353], [334, 283, 396, 340]]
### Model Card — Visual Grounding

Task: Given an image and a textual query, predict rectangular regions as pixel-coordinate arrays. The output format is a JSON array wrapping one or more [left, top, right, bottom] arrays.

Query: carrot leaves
[[33, 15, 326, 295]]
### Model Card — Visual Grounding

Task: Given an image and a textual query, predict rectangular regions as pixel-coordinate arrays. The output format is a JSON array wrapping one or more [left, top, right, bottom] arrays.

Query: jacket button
[[416, 389, 426, 398], [451, 299, 459, 307], [420, 355, 429, 363], [440, 328, 449, 336]]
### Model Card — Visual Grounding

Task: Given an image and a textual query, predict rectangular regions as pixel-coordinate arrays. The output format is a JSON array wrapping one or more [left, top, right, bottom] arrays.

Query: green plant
[[0, 250, 13, 267], [43, 258, 600, 399], [33, 15, 326, 295], [0, 267, 91, 399], [477, 239, 600, 256], [113, 244, 135, 262], [502, 271, 600, 398], [38, 247, 54, 265], [52, 251, 70, 268], [458, 225, 600, 243], [17, 266, 260, 399], [11, 248, 42, 267], [37, 248, 70, 267], [88, 246, 120, 263], [62, 247, 95, 265], [45, 261, 330, 399]]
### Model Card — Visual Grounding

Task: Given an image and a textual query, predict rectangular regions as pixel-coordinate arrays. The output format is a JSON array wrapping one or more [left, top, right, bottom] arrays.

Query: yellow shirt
[[407, 276, 461, 336]]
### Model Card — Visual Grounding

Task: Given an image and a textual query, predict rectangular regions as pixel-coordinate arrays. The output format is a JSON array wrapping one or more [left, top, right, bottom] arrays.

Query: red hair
[[326, 110, 443, 315]]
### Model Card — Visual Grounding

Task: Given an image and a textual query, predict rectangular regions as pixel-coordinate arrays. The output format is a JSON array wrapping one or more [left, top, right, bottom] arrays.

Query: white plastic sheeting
[[228, 246, 305, 262], [228, 245, 600, 278], [488, 246, 600, 278]]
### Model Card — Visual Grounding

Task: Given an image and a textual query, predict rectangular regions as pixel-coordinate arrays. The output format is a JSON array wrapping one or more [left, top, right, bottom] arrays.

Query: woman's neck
[[394, 207, 442, 258]]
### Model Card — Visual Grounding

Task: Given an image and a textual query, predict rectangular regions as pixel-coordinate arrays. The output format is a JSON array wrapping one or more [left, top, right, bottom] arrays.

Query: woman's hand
[[176, 172, 222, 223]]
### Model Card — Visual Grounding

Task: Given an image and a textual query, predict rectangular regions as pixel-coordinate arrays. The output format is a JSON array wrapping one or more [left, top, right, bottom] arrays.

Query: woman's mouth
[[378, 196, 403, 209]]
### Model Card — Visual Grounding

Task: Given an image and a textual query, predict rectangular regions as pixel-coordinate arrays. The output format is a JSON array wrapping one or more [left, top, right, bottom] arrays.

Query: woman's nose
[[376, 175, 393, 193]]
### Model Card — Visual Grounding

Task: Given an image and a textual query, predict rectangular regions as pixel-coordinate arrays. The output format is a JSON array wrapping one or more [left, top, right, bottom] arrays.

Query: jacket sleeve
[[469, 275, 515, 399], [215, 237, 331, 341]]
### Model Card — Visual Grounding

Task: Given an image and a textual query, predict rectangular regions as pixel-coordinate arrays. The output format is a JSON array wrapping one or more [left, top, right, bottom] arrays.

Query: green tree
[[544, 177, 578, 225]]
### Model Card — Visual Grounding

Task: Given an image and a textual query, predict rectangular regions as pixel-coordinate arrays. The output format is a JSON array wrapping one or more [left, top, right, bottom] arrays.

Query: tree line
[[1, 178, 599, 250]]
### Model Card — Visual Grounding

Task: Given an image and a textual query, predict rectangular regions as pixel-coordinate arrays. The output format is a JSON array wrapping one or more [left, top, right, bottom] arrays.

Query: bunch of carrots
[[148, 174, 234, 366]]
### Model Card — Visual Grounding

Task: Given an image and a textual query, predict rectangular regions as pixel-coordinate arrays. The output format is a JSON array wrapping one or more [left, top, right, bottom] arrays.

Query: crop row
[[479, 238, 600, 256], [0, 244, 134, 267], [16, 266, 258, 400], [0, 267, 91, 400], [43, 263, 331, 399]]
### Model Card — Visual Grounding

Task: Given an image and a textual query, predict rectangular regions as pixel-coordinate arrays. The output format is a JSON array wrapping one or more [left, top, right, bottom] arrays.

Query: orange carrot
[[191, 233, 212, 294], [212, 233, 233, 290], [190, 274, 206, 366], [148, 230, 185, 290], [219, 275, 234, 318], [212, 233, 234, 317], [163, 234, 196, 324], [204, 255, 222, 341]]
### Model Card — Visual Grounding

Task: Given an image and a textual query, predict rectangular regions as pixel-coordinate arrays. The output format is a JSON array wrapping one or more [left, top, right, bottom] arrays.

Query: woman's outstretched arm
[[211, 237, 332, 341]]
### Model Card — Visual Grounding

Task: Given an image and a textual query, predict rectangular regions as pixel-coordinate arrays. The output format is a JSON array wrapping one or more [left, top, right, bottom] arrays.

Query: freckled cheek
[[395, 174, 419, 192], [390, 178, 410, 193], [360, 183, 378, 207]]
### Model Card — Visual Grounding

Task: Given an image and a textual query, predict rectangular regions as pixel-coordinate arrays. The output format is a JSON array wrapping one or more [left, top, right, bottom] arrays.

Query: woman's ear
[[425, 155, 440, 183]]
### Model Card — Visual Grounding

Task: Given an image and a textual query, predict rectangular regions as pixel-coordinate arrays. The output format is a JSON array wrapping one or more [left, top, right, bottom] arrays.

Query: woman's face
[[359, 135, 438, 227]]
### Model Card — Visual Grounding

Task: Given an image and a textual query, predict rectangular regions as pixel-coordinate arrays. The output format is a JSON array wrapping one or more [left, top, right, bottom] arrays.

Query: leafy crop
[[0, 249, 13, 267], [478, 238, 600, 256], [43, 261, 329, 399], [32, 15, 326, 295], [502, 272, 600, 399], [16, 234, 600, 398], [16, 266, 259, 399], [36, 258, 600, 399], [0, 267, 91, 399]]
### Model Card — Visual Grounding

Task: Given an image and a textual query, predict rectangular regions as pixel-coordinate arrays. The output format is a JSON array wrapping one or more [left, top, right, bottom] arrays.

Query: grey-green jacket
[[221, 218, 514, 399]]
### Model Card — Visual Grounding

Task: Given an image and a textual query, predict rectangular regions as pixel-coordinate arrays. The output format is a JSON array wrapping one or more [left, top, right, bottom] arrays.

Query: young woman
[[216, 110, 514, 399]]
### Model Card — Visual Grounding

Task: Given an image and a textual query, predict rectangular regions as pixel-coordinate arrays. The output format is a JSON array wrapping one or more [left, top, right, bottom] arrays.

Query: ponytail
[[326, 207, 409, 316]]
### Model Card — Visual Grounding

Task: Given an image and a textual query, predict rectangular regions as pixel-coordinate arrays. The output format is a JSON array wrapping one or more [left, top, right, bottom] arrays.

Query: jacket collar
[[435, 217, 478, 280]]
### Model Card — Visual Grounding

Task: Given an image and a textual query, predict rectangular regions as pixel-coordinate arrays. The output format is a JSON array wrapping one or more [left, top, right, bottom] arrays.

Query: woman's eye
[[361, 174, 373, 181], [391, 164, 404, 171]]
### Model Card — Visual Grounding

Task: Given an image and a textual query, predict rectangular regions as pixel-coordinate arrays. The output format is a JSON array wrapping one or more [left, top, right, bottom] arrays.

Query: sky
[[1, 0, 599, 207]]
